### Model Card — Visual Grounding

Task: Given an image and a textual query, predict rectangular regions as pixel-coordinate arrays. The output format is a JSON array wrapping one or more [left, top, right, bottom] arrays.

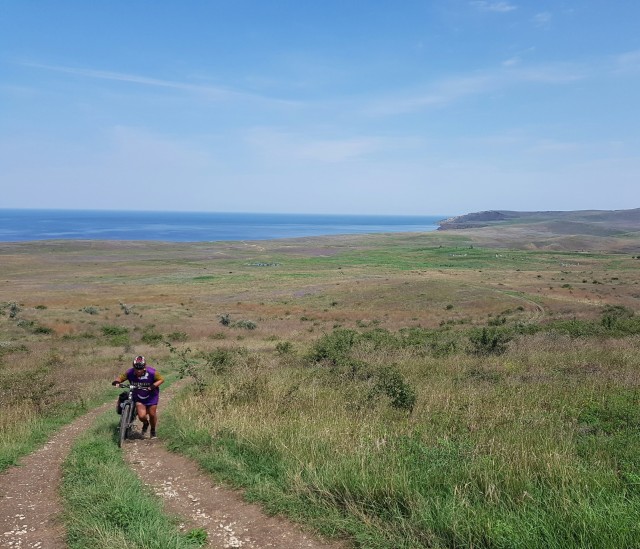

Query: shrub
[[81, 306, 99, 315], [468, 327, 512, 356], [374, 365, 417, 413], [141, 330, 163, 345], [360, 328, 401, 350], [427, 332, 460, 357], [308, 329, 359, 365], [167, 331, 188, 342], [101, 325, 130, 346], [601, 305, 635, 329], [275, 341, 293, 355], [9, 302, 20, 319], [234, 320, 257, 330], [204, 349, 234, 375], [101, 325, 128, 337], [488, 315, 507, 326]]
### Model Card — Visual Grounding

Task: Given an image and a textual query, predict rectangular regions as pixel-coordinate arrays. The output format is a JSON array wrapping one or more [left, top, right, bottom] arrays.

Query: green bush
[[234, 319, 257, 330], [468, 327, 512, 356], [101, 325, 128, 337], [374, 365, 417, 413], [275, 341, 293, 355], [308, 329, 359, 365], [141, 330, 163, 345], [204, 349, 234, 375]]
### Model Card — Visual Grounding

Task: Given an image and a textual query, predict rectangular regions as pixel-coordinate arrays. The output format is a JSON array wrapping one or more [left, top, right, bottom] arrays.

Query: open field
[[1, 220, 640, 547]]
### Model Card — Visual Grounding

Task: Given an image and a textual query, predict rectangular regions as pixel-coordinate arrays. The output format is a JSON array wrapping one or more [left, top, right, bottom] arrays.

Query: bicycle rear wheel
[[118, 402, 132, 447]]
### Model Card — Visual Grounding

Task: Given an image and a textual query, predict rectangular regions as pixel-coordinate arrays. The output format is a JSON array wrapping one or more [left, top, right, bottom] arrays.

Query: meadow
[[1, 224, 639, 547]]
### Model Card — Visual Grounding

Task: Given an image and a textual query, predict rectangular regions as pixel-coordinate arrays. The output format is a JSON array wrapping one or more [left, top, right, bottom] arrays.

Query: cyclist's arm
[[151, 372, 165, 390], [112, 373, 128, 386]]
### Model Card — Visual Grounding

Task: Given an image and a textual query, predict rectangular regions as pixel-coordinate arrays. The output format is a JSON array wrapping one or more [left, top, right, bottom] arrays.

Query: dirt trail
[[0, 402, 111, 549], [1, 382, 345, 549], [125, 441, 345, 548], [123, 381, 345, 548]]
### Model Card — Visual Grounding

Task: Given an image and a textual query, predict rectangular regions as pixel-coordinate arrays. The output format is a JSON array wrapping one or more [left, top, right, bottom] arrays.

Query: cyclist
[[112, 355, 164, 438]]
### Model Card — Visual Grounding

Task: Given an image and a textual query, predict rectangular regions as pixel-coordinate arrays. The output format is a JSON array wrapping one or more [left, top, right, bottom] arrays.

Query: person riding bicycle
[[112, 355, 164, 438]]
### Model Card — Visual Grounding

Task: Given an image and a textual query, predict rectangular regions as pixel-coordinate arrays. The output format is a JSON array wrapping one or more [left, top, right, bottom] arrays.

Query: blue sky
[[1, 1, 639, 215]]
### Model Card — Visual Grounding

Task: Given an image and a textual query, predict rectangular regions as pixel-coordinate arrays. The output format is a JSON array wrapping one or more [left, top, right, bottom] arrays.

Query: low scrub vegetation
[[163, 323, 640, 548], [2, 234, 640, 547]]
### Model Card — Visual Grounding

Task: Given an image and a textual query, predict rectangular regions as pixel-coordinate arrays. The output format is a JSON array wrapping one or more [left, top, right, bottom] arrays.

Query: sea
[[0, 209, 444, 243]]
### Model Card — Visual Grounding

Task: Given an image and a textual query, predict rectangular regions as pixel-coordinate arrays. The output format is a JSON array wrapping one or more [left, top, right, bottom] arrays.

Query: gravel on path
[[0, 402, 111, 549], [124, 439, 346, 549]]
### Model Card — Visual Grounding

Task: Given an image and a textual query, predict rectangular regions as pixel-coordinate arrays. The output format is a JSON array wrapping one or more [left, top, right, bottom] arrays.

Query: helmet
[[133, 355, 146, 369]]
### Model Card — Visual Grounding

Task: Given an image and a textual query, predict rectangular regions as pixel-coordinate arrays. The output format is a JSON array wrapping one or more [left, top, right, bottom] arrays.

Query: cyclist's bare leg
[[136, 402, 149, 425], [148, 405, 158, 430]]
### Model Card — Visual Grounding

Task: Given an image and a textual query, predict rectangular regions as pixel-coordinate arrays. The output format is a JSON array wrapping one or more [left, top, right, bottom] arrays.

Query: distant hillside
[[436, 208, 640, 252], [439, 208, 640, 231]]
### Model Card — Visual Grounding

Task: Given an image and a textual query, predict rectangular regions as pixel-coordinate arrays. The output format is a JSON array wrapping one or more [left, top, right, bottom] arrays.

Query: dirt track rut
[[0, 385, 344, 549], [124, 439, 344, 548], [0, 402, 111, 549]]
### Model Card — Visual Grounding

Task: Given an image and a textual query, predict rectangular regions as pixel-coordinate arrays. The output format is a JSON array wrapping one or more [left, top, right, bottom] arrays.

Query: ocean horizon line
[[0, 209, 447, 243], [0, 207, 449, 219]]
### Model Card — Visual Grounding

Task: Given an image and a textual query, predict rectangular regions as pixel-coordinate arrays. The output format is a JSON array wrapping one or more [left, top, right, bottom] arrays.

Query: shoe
[[141, 421, 149, 435], [150, 430, 157, 439]]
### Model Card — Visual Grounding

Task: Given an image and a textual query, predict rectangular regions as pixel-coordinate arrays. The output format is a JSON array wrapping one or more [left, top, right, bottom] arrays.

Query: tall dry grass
[[162, 330, 640, 548]]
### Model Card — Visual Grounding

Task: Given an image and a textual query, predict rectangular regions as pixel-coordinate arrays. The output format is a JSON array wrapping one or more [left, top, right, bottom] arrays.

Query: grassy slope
[[1, 215, 639, 547]]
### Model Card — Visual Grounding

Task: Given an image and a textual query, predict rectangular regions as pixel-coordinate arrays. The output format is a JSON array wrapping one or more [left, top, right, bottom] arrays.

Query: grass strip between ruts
[[60, 408, 205, 549]]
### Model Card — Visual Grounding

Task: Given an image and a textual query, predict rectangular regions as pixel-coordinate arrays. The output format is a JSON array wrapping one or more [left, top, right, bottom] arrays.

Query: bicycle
[[114, 382, 142, 447]]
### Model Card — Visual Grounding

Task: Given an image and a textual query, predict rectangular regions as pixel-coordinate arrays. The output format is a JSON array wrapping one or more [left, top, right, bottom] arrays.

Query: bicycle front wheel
[[118, 402, 132, 447]]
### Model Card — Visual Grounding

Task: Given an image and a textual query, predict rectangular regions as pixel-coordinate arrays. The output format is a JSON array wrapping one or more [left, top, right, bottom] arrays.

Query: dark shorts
[[134, 393, 159, 407]]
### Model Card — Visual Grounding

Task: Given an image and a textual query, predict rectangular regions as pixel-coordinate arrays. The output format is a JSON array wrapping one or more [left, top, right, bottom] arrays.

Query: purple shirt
[[124, 367, 161, 406]]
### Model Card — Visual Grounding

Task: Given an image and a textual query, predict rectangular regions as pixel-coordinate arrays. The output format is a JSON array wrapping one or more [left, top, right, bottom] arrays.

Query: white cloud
[[613, 50, 640, 73], [364, 62, 586, 116], [470, 1, 517, 13], [532, 12, 552, 27], [244, 128, 395, 163], [18, 62, 299, 108]]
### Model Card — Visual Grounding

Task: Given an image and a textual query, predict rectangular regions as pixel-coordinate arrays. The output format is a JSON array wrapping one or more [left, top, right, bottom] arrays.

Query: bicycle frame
[[116, 383, 141, 447]]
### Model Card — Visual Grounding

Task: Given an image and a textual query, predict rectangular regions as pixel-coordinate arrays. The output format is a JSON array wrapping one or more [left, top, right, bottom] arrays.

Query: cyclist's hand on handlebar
[[112, 380, 120, 387]]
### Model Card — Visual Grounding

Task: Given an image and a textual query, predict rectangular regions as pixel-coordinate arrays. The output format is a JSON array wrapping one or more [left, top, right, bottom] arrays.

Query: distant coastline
[[437, 208, 640, 231], [0, 209, 444, 243]]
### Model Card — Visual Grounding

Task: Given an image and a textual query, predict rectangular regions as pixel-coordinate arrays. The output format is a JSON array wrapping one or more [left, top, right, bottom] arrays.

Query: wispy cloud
[[22, 62, 229, 97], [19, 61, 299, 107], [470, 1, 517, 13], [364, 63, 586, 116], [532, 12, 552, 27], [613, 50, 640, 73], [502, 57, 520, 67], [244, 128, 418, 164]]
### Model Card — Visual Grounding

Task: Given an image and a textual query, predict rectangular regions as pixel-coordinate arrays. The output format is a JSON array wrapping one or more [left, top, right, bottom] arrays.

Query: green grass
[[161, 328, 640, 548], [61, 412, 205, 549], [0, 401, 93, 471], [3, 232, 640, 547], [297, 246, 610, 272]]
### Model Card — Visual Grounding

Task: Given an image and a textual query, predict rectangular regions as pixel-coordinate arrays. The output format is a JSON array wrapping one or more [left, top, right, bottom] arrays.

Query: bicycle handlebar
[[113, 382, 147, 390]]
